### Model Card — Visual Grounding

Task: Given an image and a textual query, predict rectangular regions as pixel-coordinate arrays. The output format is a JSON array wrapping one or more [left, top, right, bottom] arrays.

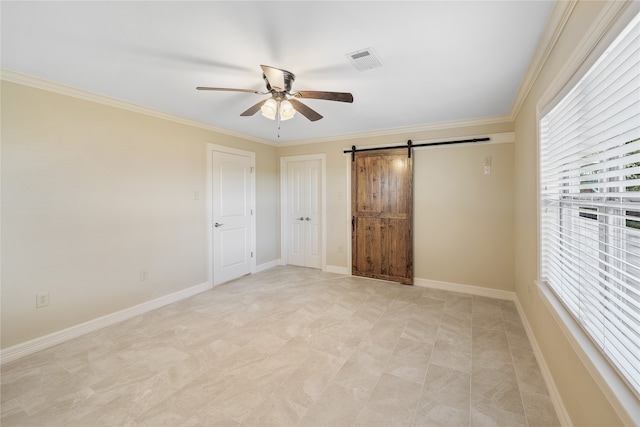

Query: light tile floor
[[1, 266, 560, 426]]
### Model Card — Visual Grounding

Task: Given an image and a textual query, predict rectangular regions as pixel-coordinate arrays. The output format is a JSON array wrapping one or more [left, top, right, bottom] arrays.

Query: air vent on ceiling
[[347, 47, 383, 71]]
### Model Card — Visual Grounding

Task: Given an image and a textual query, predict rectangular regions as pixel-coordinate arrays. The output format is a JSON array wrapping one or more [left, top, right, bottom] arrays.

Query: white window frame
[[536, 3, 640, 426]]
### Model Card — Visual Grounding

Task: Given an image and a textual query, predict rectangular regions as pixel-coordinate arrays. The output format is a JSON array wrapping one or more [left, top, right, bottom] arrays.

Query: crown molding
[[2, 1, 584, 150], [537, 0, 639, 120], [2, 68, 514, 149], [508, 0, 577, 121], [275, 114, 513, 147], [2, 68, 514, 148], [508, 0, 637, 121], [0, 68, 276, 147]]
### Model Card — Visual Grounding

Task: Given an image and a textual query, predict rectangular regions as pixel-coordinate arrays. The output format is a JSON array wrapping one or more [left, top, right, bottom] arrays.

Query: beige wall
[[277, 121, 515, 291], [1, 81, 279, 349], [514, 1, 628, 425], [2, 77, 516, 353], [414, 142, 514, 290], [2, 3, 632, 422]]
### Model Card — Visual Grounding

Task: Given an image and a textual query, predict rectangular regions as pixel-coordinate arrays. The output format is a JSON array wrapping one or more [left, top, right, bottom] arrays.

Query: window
[[540, 11, 640, 398]]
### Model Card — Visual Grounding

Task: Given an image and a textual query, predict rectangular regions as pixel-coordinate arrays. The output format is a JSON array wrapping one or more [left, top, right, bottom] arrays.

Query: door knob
[[305, 217, 311, 221], [214, 222, 224, 227], [297, 217, 304, 221]]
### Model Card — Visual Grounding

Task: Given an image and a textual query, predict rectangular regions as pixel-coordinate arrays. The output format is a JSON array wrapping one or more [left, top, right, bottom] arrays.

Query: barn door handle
[[305, 217, 311, 221], [352, 216, 355, 231], [214, 222, 224, 227]]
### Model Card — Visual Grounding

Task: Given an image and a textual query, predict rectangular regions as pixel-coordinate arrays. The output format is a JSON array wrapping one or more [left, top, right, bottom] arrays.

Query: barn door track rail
[[345, 137, 491, 161]]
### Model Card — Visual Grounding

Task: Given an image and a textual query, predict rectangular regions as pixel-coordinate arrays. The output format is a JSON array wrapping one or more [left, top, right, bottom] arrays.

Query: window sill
[[536, 281, 639, 427]]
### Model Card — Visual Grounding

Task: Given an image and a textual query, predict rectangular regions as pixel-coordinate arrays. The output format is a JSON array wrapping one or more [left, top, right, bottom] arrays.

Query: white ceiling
[[1, 1, 555, 144]]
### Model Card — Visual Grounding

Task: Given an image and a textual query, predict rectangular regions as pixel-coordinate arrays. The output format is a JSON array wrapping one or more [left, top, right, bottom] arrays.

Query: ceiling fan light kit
[[197, 65, 354, 134], [260, 98, 278, 120], [278, 100, 296, 121], [260, 98, 296, 121]]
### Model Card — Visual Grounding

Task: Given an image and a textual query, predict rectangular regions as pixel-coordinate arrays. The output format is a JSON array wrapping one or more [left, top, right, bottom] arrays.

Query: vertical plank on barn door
[[352, 148, 413, 284]]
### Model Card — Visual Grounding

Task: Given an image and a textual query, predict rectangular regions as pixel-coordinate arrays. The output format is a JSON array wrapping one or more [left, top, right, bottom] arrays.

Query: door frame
[[280, 154, 327, 270], [207, 143, 256, 287]]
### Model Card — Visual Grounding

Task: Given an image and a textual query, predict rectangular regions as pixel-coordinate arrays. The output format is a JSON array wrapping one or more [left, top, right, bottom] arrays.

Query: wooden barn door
[[351, 148, 413, 284]]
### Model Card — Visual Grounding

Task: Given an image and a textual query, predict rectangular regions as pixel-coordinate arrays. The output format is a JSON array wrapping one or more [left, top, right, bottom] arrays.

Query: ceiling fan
[[197, 65, 354, 122]]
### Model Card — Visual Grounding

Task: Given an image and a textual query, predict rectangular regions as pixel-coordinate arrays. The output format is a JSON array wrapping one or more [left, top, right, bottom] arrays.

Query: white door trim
[[207, 144, 256, 287], [280, 154, 327, 270]]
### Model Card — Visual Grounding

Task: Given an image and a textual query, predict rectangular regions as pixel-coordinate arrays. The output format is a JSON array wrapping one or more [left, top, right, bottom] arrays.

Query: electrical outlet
[[338, 245, 344, 254], [140, 270, 149, 281], [36, 292, 49, 308]]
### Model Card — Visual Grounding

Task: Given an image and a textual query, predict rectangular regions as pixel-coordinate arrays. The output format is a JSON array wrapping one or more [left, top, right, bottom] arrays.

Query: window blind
[[540, 12, 640, 397]]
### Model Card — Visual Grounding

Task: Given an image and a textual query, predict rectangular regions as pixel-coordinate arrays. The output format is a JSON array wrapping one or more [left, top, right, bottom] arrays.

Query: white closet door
[[287, 159, 322, 269]]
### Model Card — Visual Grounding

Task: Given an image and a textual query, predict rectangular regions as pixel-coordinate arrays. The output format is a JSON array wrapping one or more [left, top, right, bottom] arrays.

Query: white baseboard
[[414, 277, 571, 425], [514, 296, 573, 427], [325, 265, 349, 275], [0, 281, 211, 365], [414, 277, 515, 300], [256, 259, 280, 273]]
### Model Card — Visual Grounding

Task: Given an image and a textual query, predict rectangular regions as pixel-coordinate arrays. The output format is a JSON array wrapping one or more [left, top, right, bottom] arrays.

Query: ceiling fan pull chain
[[277, 108, 281, 138]]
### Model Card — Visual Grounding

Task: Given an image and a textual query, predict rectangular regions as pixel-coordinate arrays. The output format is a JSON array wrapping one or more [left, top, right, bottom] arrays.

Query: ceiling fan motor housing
[[263, 70, 295, 93]]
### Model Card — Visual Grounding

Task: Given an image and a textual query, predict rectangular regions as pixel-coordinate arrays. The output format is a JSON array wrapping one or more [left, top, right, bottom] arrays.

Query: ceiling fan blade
[[260, 65, 287, 91], [289, 98, 323, 122], [240, 99, 268, 116], [196, 87, 264, 94], [295, 91, 354, 103]]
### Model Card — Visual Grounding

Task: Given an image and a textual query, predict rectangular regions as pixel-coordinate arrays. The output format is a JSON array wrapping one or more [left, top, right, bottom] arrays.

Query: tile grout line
[[1, 268, 559, 426], [349, 292, 398, 427], [469, 297, 475, 427], [504, 305, 532, 427], [409, 288, 446, 427], [350, 286, 418, 426], [291, 275, 385, 426]]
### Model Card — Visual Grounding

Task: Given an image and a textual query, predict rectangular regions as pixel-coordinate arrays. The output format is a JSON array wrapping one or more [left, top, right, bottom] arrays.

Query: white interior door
[[287, 159, 321, 269], [212, 150, 253, 285]]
